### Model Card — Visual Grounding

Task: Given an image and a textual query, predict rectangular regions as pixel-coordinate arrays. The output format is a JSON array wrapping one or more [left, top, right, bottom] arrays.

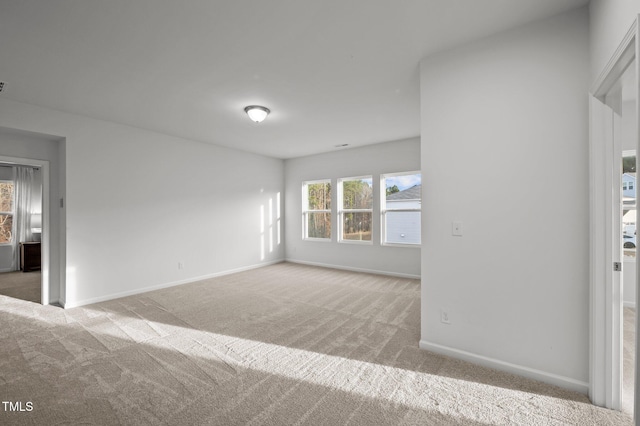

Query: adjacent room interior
[[0, 163, 43, 304], [0, 0, 639, 424]]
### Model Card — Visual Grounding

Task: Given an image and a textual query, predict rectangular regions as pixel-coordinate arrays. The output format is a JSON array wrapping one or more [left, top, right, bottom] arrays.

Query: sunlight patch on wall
[[276, 192, 281, 246], [64, 266, 77, 307], [260, 205, 265, 261], [269, 198, 273, 253]]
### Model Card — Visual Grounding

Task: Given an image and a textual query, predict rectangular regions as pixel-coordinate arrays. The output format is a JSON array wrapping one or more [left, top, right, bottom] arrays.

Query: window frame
[[380, 171, 422, 248], [338, 175, 373, 245], [0, 180, 15, 246], [302, 179, 332, 241]]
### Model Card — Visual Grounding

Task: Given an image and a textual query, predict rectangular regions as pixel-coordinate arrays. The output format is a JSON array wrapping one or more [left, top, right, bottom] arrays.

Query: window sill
[[338, 239, 373, 245], [382, 242, 421, 248], [303, 237, 332, 243]]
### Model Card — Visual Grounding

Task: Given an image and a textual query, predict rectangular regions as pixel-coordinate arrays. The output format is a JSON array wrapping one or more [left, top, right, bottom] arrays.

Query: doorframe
[[0, 154, 50, 305], [589, 17, 638, 411]]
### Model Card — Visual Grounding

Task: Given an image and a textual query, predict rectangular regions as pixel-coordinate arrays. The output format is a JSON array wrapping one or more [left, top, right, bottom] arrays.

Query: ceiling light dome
[[244, 105, 270, 123]]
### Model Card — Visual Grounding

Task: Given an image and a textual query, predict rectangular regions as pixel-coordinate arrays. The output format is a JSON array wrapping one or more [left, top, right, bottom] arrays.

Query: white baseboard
[[419, 340, 589, 395], [62, 260, 283, 309], [286, 258, 420, 280]]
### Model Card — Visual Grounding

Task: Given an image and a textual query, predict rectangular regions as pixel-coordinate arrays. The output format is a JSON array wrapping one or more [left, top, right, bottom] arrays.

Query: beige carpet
[[0, 262, 631, 425], [623, 307, 636, 415], [0, 270, 40, 303]]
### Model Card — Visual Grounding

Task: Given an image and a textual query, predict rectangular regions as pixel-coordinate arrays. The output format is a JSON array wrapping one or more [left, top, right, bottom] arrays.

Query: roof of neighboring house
[[387, 184, 422, 201]]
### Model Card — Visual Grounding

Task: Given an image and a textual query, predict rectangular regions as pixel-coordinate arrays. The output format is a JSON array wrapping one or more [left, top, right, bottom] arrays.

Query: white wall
[[624, 261, 637, 308], [419, 8, 589, 391], [285, 138, 420, 278], [590, 0, 640, 85], [0, 127, 63, 302], [0, 98, 284, 307], [0, 166, 11, 179]]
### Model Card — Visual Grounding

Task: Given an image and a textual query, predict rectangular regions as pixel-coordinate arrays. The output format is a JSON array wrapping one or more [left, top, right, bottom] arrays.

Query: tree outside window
[[339, 177, 373, 242], [0, 181, 14, 244], [303, 180, 331, 239]]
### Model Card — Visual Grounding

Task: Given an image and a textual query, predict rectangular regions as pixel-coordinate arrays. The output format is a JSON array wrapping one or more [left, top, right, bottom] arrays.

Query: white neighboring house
[[622, 173, 636, 237], [385, 184, 421, 244], [623, 172, 636, 199]]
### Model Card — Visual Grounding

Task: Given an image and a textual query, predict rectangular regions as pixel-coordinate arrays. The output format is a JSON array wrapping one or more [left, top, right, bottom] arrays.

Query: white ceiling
[[0, 0, 588, 159]]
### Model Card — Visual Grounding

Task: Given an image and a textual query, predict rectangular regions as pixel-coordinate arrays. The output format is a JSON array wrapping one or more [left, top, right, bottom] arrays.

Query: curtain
[[12, 167, 34, 270]]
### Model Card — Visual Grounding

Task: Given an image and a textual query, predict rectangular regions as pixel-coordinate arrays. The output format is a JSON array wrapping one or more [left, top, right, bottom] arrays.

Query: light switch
[[452, 221, 463, 236]]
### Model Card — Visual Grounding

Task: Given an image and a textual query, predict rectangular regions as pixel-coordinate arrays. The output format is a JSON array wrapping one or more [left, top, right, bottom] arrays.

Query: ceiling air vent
[[0, 82, 5, 93]]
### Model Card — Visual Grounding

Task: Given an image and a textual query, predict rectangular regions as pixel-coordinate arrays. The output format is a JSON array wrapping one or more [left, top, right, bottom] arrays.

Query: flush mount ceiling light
[[244, 105, 270, 123]]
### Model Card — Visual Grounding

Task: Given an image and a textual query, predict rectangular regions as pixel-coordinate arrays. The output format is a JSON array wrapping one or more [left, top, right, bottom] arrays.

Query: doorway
[[0, 163, 44, 303], [590, 20, 639, 415], [622, 146, 637, 415], [617, 59, 637, 414]]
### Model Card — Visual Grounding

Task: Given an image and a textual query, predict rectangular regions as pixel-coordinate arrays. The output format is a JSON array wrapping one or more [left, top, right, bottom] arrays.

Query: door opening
[[0, 153, 51, 307], [620, 73, 637, 413], [0, 163, 43, 303], [589, 18, 639, 415]]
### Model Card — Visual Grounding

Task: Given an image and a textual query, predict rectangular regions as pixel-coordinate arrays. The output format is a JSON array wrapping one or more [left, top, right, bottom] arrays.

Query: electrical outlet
[[178, 261, 184, 270], [441, 308, 451, 325], [452, 221, 463, 236]]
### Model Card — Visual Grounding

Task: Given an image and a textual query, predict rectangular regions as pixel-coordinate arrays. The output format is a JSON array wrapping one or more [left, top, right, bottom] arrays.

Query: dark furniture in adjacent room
[[20, 242, 41, 272]]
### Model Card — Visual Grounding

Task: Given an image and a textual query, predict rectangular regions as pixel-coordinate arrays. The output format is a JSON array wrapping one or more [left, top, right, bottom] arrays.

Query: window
[[302, 180, 331, 240], [338, 176, 373, 242], [381, 172, 421, 245], [0, 181, 14, 244], [623, 152, 636, 257]]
